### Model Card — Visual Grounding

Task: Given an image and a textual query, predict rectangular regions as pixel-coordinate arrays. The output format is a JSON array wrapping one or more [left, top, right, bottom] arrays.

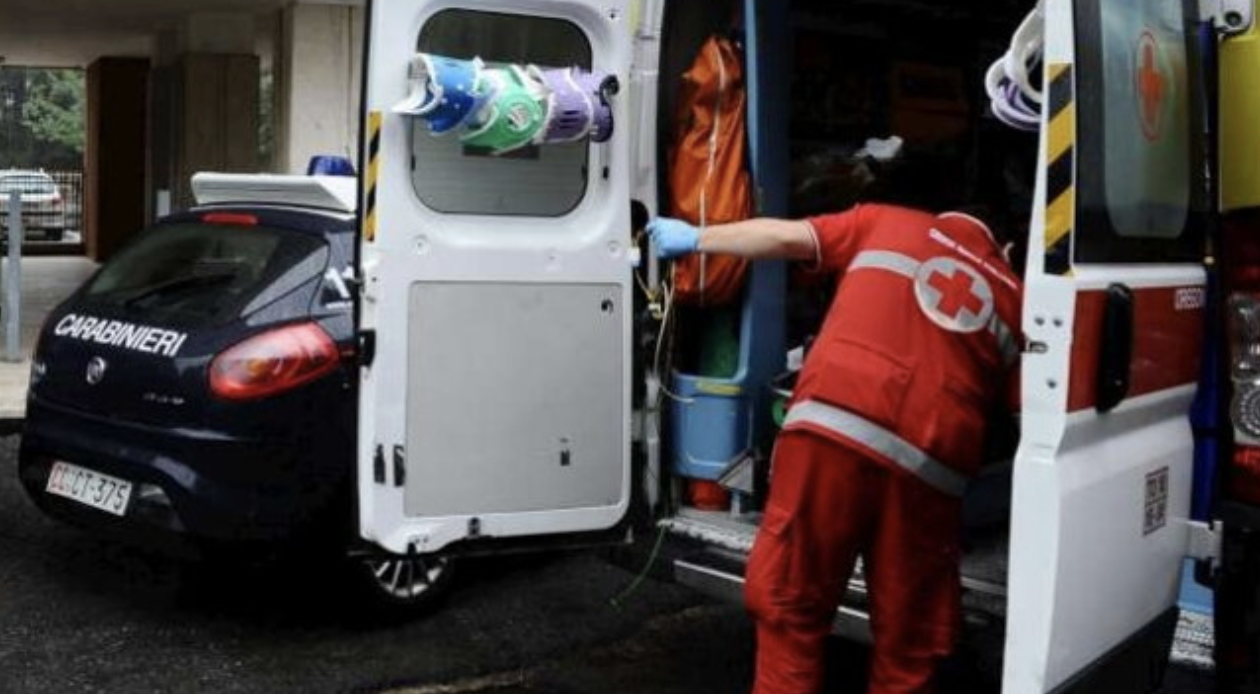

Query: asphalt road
[[0, 433, 1215, 694]]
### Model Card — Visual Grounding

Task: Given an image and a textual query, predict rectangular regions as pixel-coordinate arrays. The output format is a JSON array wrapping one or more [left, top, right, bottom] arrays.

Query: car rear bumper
[[19, 394, 351, 549]]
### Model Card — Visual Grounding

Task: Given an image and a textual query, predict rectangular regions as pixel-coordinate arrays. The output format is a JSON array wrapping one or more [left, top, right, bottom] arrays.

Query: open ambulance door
[[1004, 0, 1212, 691], [355, 0, 635, 557]]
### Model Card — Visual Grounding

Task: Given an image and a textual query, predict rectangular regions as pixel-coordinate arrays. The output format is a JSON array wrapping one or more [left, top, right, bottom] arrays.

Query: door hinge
[[1201, 0, 1254, 35], [373, 444, 386, 484], [1183, 519, 1223, 567], [393, 444, 406, 487], [358, 330, 376, 368]]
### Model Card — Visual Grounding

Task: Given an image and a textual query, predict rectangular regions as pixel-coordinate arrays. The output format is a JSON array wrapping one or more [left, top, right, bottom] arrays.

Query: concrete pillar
[[85, 58, 149, 262], [171, 53, 259, 208], [278, 3, 363, 174], [150, 12, 261, 209]]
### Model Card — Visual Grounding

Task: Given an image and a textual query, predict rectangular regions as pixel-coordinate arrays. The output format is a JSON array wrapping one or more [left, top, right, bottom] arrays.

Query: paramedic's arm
[[647, 217, 816, 261], [697, 218, 817, 261]]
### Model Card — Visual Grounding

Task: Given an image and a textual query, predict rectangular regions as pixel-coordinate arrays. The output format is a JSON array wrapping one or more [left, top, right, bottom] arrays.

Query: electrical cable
[[608, 522, 669, 609], [653, 282, 695, 405]]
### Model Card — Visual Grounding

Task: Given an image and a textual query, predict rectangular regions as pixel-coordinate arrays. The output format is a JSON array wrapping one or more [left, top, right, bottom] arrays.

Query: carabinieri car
[[17, 173, 452, 613]]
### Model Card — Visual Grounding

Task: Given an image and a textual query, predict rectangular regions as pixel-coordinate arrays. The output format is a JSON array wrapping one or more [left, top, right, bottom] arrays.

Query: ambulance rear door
[[1004, 0, 1211, 691], [355, 0, 635, 557]]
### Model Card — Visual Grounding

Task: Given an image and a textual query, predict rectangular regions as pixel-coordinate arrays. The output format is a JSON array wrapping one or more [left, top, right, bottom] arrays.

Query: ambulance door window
[[1074, 0, 1207, 263], [410, 10, 592, 217]]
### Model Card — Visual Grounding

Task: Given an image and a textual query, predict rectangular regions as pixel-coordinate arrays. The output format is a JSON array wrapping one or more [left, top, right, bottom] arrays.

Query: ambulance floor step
[[1171, 610, 1214, 671], [960, 526, 1009, 597], [663, 510, 1010, 598], [673, 547, 875, 644]]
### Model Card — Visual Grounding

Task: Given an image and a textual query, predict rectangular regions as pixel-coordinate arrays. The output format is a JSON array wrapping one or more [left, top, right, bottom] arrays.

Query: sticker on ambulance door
[[1143, 466, 1169, 535], [1134, 30, 1168, 142]]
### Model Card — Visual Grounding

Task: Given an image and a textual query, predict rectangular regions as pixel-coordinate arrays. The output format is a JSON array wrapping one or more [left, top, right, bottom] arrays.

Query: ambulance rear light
[[209, 323, 340, 401], [1229, 293, 1260, 384], [1228, 295, 1260, 505], [1230, 446, 1260, 506]]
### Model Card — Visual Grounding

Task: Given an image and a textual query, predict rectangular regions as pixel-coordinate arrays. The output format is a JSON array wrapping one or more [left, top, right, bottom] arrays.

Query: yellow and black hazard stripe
[[364, 111, 382, 243], [1044, 63, 1075, 275]]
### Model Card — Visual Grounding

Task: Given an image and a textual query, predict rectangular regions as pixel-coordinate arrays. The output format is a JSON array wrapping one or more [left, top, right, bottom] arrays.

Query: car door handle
[[1096, 283, 1134, 413]]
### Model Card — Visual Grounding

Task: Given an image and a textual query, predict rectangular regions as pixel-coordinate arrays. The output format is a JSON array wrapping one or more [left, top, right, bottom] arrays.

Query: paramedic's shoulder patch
[[913, 257, 994, 334]]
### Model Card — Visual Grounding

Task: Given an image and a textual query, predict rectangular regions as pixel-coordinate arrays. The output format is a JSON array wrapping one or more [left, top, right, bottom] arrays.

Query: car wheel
[[350, 550, 455, 616]]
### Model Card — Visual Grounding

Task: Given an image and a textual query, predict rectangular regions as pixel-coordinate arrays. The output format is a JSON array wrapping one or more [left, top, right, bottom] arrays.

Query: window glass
[[411, 10, 593, 216], [1101, 0, 1189, 238], [84, 223, 328, 326], [1074, 0, 1205, 263]]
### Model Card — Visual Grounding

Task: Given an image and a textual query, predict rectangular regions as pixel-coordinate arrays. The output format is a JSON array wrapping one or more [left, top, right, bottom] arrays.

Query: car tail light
[[209, 323, 340, 401]]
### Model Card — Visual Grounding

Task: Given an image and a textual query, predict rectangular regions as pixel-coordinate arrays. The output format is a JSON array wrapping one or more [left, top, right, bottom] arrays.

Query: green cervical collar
[[460, 66, 547, 154]]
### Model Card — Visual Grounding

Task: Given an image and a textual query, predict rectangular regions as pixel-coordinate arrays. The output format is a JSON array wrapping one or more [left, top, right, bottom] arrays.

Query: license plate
[[45, 462, 133, 516]]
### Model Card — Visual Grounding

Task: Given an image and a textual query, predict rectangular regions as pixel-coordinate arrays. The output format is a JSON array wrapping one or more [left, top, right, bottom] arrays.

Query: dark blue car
[[18, 181, 452, 613]]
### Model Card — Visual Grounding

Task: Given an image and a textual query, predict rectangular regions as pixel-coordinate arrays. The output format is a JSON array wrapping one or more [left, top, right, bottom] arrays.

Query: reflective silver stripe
[[847, 249, 1021, 367], [847, 250, 920, 278], [783, 400, 969, 497], [988, 315, 1021, 367]]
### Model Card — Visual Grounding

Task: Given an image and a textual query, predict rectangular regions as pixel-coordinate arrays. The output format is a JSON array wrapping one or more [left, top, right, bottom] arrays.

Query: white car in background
[[0, 169, 65, 241]]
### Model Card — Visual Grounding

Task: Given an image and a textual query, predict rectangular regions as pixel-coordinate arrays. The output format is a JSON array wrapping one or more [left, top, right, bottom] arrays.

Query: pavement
[[0, 256, 1220, 694], [0, 424, 1219, 694], [0, 256, 96, 421]]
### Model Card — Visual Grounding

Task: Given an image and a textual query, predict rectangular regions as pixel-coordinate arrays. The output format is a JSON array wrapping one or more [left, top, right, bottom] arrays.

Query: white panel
[[1002, 0, 1204, 690], [358, 0, 633, 556], [404, 282, 624, 516]]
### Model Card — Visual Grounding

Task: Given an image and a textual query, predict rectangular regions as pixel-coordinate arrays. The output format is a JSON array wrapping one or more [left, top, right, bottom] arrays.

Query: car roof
[[191, 173, 357, 214], [0, 169, 52, 178]]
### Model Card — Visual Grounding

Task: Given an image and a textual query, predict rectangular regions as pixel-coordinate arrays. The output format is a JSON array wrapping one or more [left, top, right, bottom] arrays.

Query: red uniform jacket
[[784, 204, 1023, 492]]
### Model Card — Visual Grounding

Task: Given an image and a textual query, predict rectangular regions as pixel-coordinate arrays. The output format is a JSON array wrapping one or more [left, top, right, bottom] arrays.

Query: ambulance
[[355, 0, 1260, 691]]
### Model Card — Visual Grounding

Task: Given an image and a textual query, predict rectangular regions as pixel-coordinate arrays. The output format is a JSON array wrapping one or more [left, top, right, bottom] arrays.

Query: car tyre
[[348, 550, 455, 618]]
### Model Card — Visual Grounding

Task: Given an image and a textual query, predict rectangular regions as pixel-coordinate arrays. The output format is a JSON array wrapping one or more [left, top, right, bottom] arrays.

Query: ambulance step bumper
[[673, 547, 875, 644]]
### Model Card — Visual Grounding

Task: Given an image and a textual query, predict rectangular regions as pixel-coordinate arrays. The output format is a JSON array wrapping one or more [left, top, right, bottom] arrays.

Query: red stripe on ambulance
[[1066, 286, 1204, 412]]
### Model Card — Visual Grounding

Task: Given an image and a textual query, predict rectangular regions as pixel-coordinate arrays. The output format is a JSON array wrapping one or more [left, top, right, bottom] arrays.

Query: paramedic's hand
[[648, 217, 700, 259]]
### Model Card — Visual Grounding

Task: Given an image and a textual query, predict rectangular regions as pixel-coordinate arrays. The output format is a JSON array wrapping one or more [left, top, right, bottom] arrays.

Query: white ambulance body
[[355, 0, 1260, 691]]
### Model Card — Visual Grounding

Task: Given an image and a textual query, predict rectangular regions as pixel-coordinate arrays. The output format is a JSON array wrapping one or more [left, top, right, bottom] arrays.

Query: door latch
[[1201, 0, 1254, 35], [1183, 519, 1223, 568]]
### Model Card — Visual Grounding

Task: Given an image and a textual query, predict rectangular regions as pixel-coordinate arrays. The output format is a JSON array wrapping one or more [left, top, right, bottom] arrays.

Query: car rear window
[[0, 175, 56, 196], [83, 222, 329, 326]]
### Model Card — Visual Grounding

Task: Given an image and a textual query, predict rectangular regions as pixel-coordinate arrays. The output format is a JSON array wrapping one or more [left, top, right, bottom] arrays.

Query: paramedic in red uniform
[[648, 204, 1022, 694]]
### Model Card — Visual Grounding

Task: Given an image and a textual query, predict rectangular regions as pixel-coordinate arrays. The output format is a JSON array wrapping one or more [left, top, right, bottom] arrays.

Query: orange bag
[[668, 36, 753, 307]]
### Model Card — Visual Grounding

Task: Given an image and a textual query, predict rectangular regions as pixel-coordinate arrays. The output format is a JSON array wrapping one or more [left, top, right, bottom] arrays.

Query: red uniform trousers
[[744, 430, 962, 694]]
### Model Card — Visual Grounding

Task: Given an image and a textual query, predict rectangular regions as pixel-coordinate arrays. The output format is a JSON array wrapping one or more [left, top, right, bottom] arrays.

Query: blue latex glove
[[647, 217, 701, 259]]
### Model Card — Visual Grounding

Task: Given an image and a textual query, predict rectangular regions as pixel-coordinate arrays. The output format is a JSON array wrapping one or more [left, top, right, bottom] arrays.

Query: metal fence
[[48, 170, 84, 242], [0, 168, 82, 247]]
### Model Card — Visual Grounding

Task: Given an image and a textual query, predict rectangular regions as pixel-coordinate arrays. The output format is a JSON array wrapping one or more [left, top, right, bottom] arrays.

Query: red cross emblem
[[914, 257, 994, 334], [928, 270, 986, 319], [1135, 30, 1166, 142]]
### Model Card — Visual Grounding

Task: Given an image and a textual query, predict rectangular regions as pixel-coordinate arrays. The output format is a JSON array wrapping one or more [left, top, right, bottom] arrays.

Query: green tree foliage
[[23, 70, 85, 155], [0, 67, 84, 169]]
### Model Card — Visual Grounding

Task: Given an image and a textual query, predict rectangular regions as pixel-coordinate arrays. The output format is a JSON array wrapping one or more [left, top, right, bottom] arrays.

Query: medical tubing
[[608, 523, 669, 609]]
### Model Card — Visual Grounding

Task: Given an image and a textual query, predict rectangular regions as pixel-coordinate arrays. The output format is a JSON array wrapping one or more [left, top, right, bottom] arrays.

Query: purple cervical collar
[[533, 67, 594, 143], [573, 70, 614, 143]]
